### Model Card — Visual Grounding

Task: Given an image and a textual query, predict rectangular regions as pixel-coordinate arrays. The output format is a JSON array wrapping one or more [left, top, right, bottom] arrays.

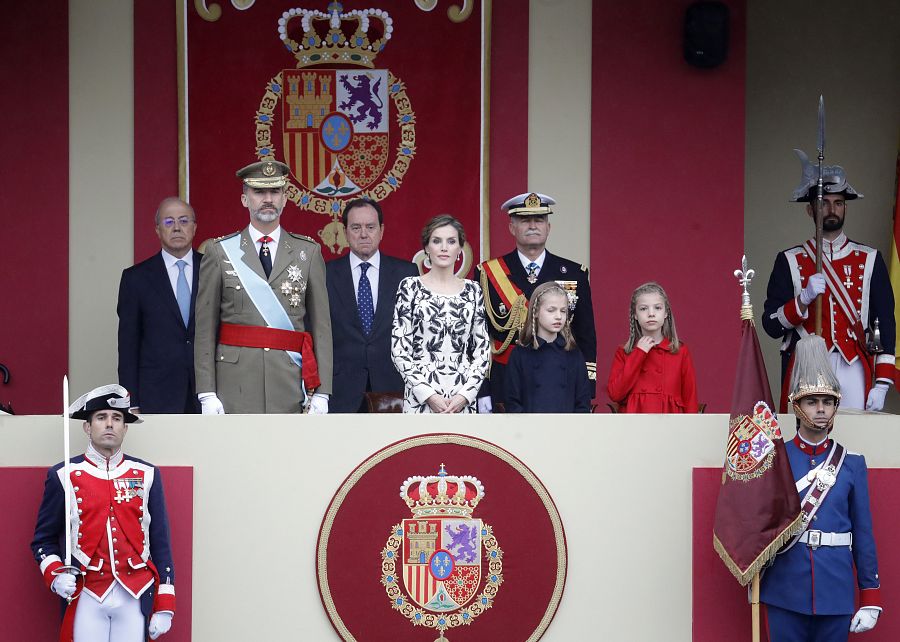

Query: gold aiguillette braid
[[480, 269, 527, 355]]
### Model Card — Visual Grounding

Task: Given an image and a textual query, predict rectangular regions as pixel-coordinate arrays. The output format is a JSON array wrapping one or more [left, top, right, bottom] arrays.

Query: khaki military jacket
[[194, 226, 333, 413]]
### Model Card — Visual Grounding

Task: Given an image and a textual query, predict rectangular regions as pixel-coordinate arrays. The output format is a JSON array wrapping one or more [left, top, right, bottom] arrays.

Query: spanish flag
[[890, 147, 900, 391]]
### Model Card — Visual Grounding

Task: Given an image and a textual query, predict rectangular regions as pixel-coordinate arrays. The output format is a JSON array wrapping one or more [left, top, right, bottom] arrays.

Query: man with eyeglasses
[[117, 197, 202, 414]]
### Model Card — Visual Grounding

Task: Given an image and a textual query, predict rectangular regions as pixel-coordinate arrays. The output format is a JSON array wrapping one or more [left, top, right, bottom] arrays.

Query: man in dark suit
[[117, 197, 201, 413], [326, 198, 418, 412], [476, 192, 597, 411]]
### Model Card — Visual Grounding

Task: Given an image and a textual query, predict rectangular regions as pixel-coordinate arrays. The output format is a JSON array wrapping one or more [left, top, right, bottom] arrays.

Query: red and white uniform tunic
[[31, 444, 175, 639], [763, 233, 896, 409]]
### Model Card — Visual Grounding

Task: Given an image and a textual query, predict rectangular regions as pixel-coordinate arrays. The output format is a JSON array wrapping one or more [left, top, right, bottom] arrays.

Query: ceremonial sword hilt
[[52, 564, 84, 604]]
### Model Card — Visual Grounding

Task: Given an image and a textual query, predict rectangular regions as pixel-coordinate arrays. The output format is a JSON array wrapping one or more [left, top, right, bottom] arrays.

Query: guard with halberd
[[31, 385, 176, 641], [760, 336, 882, 640], [762, 150, 895, 412], [475, 192, 597, 411], [194, 160, 333, 414]]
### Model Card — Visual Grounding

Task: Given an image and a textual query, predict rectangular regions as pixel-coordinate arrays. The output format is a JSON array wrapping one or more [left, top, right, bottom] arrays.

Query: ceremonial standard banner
[[181, 1, 486, 268], [713, 313, 802, 585], [317, 434, 567, 641]]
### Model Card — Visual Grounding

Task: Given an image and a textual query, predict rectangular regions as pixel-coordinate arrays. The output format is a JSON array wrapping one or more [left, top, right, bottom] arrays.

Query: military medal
[[555, 280, 579, 311], [281, 272, 307, 307], [526, 273, 537, 284]]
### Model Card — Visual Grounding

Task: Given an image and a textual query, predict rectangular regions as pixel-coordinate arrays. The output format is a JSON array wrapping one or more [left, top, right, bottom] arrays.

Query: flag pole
[[751, 572, 761, 642]]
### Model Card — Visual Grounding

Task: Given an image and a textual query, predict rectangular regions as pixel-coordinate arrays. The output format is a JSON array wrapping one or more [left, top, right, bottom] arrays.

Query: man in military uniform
[[760, 336, 881, 640], [194, 160, 333, 414], [476, 192, 596, 411], [31, 385, 176, 641], [762, 153, 895, 412]]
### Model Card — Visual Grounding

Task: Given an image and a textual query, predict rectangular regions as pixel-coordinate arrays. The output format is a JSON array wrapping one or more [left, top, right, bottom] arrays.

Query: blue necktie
[[358, 262, 375, 335], [526, 261, 539, 283], [175, 260, 190, 327]]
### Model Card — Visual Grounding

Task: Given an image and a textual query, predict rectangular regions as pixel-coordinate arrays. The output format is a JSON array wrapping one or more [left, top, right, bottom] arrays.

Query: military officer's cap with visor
[[236, 160, 291, 189], [501, 192, 556, 216]]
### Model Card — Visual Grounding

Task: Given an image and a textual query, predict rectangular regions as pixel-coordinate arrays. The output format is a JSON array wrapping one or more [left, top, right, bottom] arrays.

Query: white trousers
[[74, 582, 144, 642], [829, 351, 865, 410]]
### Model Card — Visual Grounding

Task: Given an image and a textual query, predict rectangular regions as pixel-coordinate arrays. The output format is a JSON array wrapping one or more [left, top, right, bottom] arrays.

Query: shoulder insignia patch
[[214, 231, 240, 242], [287, 231, 317, 244]]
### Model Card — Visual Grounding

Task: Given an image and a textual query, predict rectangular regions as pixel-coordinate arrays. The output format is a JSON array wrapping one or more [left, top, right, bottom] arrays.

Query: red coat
[[607, 339, 699, 413]]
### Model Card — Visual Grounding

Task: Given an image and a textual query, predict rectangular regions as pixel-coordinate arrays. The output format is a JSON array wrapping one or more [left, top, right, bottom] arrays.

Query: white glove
[[865, 383, 889, 412], [799, 273, 826, 306], [148, 612, 173, 639], [51, 573, 76, 598], [308, 393, 329, 415], [198, 392, 225, 415], [849, 606, 880, 633], [477, 396, 493, 414]]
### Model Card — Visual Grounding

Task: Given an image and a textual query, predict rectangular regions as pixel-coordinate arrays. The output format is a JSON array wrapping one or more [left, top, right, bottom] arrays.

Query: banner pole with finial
[[733, 256, 761, 642]]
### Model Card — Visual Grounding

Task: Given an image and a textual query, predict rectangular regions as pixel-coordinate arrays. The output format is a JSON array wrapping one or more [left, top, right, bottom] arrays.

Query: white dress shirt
[[248, 224, 282, 266], [349, 250, 381, 311], [161, 249, 193, 295], [517, 249, 546, 274]]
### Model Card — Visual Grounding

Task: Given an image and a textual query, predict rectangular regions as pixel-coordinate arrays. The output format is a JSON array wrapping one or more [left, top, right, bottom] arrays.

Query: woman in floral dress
[[391, 215, 490, 413]]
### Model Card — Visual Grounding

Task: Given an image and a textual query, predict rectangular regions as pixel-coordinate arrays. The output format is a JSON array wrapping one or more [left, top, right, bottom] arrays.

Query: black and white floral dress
[[391, 276, 490, 413]]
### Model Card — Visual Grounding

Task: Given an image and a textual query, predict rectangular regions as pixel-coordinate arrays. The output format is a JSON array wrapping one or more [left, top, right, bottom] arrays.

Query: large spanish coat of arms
[[382, 465, 503, 640], [254, 3, 415, 253]]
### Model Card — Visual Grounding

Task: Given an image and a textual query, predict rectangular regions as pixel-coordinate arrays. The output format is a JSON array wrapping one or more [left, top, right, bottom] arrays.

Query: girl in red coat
[[607, 282, 699, 413]]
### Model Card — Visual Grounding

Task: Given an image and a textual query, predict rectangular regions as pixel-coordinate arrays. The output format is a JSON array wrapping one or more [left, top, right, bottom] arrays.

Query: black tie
[[259, 235, 273, 278]]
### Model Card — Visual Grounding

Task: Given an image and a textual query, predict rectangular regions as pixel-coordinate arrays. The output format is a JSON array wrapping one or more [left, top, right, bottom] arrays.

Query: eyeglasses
[[161, 216, 195, 228]]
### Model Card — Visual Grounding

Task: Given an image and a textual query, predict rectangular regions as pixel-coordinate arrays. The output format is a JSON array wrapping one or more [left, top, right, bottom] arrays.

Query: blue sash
[[220, 235, 304, 377]]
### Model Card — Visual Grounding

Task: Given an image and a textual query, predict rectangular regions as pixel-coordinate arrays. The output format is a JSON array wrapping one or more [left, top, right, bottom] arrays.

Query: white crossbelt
[[798, 530, 852, 548]]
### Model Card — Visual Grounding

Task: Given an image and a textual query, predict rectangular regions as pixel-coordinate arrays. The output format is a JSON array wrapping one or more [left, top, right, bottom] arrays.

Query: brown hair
[[420, 214, 466, 250], [624, 281, 680, 354], [518, 281, 576, 350]]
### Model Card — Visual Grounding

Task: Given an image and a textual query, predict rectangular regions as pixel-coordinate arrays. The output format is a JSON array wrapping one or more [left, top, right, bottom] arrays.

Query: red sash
[[219, 323, 321, 390]]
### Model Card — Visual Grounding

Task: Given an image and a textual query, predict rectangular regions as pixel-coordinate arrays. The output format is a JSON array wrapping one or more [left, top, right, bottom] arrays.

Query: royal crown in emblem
[[278, 3, 393, 69], [400, 464, 485, 518], [254, 2, 416, 252], [382, 464, 502, 640]]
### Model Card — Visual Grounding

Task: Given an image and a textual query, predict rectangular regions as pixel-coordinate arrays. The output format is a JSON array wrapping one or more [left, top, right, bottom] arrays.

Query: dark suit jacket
[[326, 252, 418, 412], [117, 250, 202, 413]]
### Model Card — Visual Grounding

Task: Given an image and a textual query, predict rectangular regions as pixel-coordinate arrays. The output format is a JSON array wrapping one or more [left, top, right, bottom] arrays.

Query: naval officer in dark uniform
[[475, 192, 596, 411]]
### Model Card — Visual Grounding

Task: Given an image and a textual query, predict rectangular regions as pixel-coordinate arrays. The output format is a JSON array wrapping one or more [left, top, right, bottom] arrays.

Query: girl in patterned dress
[[391, 215, 490, 413]]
